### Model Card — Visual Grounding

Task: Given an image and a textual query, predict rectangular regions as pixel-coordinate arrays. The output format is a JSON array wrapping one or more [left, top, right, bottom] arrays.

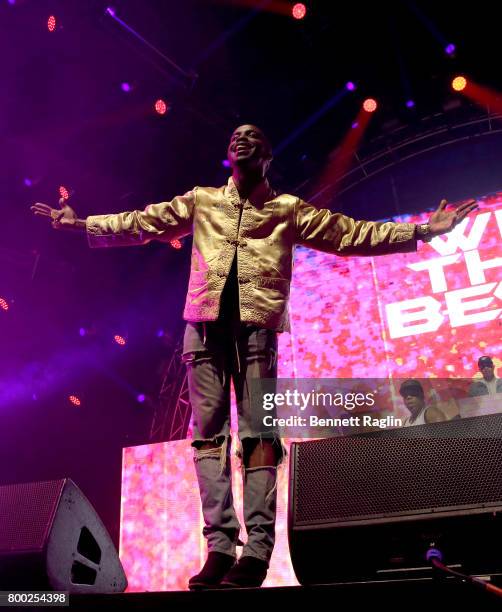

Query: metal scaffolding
[[149, 339, 191, 442]]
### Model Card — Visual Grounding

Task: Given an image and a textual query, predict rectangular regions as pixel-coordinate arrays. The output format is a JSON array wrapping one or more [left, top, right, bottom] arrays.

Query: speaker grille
[[292, 415, 502, 525], [0, 480, 64, 551]]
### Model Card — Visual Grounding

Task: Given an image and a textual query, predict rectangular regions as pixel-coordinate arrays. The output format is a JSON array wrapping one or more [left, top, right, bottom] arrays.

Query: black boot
[[220, 555, 269, 588], [188, 551, 236, 590]]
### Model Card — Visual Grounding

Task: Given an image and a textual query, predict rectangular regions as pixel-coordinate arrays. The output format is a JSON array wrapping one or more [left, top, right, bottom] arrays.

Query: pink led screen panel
[[121, 192, 502, 591], [121, 438, 297, 591]]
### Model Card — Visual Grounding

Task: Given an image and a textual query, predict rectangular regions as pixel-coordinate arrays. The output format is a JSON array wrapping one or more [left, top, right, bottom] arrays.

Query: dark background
[[1, 0, 501, 545]]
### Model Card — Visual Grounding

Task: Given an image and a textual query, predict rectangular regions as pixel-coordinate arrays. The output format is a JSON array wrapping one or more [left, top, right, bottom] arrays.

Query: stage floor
[[69, 580, 502, 609]]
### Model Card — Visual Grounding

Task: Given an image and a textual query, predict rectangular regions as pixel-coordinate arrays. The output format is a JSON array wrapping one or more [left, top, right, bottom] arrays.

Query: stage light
[[137, 394, 146, 403], [0, 298, 9, 312], [292, 3, 306, 19], [170, 239, 182, 249], [452, 76, 467, 91], [59, 185, 69, 200], [351, 121, 359, 129], [121, 82, 132, 92], [69, 395, 81, 406], [406, 99, 415, 108], [363, 98, 378, 113], [155, 99, 168, 115], [79, 327, 86, 337], [222, 159, 231, 168], [24, 178, 32, 187], [47, 15, 56, 32], [114, 335, 126, 346], [105, 7, 116, 17], [346, 82, 356, 92], [445, 43, 456, 56]]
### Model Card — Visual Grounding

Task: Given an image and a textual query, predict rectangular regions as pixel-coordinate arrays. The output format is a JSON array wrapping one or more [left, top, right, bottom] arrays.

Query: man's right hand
[[31, 197, 82, 231]]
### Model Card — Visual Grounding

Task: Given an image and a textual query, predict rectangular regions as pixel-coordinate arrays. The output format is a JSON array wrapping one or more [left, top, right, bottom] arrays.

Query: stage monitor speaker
[[288, 414, 502, 585], [0, 478, 127, 593]]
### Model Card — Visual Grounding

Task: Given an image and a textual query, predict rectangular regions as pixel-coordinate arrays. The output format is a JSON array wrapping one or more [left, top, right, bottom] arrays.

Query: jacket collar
[[225, 176, 275, 208]]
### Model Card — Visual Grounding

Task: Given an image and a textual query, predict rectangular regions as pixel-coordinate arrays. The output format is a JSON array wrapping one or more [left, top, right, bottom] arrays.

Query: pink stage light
[[114, 335, 126, 346], [59, 185, 69, 200], [47, 15, 56, 32], [292, 3, 306, 19], [0, 298, 9, 312], [170, 239, 182, 250], [155, 99, 168, 115], [363, 98, 378, 113], [69, 395, 81, 406]]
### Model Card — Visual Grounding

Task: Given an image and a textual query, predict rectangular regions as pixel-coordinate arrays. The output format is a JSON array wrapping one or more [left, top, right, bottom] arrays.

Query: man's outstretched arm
[[31, 190, 196, 247], [294, 197, 478, 256]]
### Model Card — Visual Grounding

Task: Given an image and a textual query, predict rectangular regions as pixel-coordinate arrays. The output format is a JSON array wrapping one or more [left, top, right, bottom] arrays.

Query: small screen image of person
[[469, 356, 502, 397]]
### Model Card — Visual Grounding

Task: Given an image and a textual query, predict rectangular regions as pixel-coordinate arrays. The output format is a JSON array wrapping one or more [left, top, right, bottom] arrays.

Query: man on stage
[[31, 124, 477, 589]]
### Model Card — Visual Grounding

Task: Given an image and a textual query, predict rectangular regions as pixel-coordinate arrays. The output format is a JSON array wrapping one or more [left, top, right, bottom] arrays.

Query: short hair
[[478, 355, 494, 368], [399, 379, 424, 398]]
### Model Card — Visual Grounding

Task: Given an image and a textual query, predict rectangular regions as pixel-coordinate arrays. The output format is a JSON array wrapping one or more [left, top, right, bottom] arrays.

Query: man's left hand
[[428, 198, 478, 236]]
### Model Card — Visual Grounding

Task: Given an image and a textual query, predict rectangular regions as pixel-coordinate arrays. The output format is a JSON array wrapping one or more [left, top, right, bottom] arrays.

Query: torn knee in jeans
[[238, 436, 286, 468], [276, 438, 287, 466], [193, 435, 229, 474]]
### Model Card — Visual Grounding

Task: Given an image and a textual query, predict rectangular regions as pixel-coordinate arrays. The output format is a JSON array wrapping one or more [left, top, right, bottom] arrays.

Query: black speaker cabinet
[[0, 478, 127, 593], [289, 414, 502, 585]]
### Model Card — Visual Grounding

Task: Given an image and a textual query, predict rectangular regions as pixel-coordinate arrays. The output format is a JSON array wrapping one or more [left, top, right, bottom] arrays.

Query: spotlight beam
[[388, 14, 415, 108], [455, 78, 502, 116], [105, 8, 197, 85], [89, 362, 144, 402], [405, 0, 448, 48], [308, 106, 374, 204], [193, 0, 273, 68], [274, 88, 349, 156]]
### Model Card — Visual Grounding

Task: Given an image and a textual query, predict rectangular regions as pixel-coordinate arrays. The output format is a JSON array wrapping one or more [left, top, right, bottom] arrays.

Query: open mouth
[[234, 142, 252, 152]]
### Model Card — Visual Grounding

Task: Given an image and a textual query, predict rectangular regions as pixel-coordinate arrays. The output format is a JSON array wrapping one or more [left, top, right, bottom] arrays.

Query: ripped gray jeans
[[182, 320, 282, 561], [182, 320, 279, 448]]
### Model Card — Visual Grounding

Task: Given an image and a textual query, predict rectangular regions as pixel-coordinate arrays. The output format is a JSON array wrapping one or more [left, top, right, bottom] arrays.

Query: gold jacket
[[86, 177, 417, 332]]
